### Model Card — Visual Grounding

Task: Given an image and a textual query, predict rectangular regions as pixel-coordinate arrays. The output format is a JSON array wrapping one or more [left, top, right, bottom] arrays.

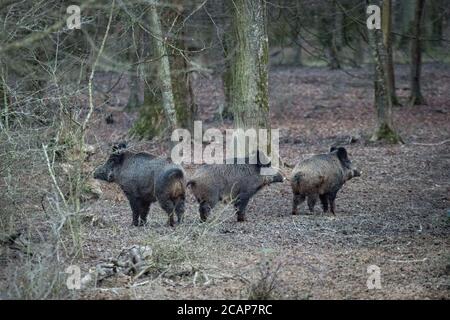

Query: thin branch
[[83, 0, 115, 131], [0, 0, 97, 54]]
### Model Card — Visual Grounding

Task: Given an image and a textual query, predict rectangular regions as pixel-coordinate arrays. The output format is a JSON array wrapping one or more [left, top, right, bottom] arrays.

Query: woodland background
[[0, 0, 449, 299]]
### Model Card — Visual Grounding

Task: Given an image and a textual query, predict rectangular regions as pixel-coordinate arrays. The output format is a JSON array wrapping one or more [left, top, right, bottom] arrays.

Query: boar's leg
[[328, 192, 337, 215], [292, 193, 305, 215], [199, 202, 212, 222], [159, 199, 177, 227], [307, 195, 318, 214], [175, 197, 185, 224], [198, 194, 218, 222], [319, 194, 329, 213], [139, 200, 151, 226], [126, 194, 149, 226], [234, 194, 250, 222]]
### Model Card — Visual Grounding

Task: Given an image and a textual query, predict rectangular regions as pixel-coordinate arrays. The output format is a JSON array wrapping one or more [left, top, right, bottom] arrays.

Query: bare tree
[[167, 0, 197, 132], [367, 0, 402, 143], [383, 0, 400, 105], [229, 0, 270, 136], [147, 0, 177, 129]]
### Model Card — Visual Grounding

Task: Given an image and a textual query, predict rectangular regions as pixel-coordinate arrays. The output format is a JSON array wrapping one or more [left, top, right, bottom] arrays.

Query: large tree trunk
[[146, 0, 177, 129], [382, 0, 400, 105], [367, 0, 402, 143], [229, 0, 270, 135], [409, 0, 427, 106], [167, 1, 196, 132], [133, 0, 187, 139]]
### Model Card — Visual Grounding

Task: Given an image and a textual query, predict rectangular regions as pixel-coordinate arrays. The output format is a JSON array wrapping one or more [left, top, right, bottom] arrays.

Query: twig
[[411, 139, 450, 146], [42, 144, 67, 206], [84, 0, 115, 131], [389, 258, 428, 263]]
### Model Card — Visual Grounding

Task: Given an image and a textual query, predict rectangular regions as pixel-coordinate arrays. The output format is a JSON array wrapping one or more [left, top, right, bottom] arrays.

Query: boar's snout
[[353, 169, 361, 178], [272, 172, 284, 183], [199, 203, 211, 222], [93, 165, 114, 182], [261, 166, 284, 183]]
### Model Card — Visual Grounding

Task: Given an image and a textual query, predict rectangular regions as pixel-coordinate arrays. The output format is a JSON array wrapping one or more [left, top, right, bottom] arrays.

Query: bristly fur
[[94, 148, 186, 227], [290, 147, 360, 215], [188, 152, 283, 222]]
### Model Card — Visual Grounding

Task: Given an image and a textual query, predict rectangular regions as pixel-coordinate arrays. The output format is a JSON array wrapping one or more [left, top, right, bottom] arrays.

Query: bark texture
[[229, 0, 270, 134], [367, 0, 402, 144]]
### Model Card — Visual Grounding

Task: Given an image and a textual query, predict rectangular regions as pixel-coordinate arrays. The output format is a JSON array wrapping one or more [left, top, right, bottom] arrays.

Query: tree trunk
[[147, 0, 177, 129], [229, 0, 270, 135], [429, 0, 443, 47], [367, 0, 402, 144], [293, 0, 303, 67], [424, 0, 443, 48], [132, 0, 180, 139], [319, 2, 341, 69], [294, 36, 303, 66], [0, 65, 7, 131], [409, 0, 427, 106], [126, 28, 141, 109], [220, 0, 233, 120], [334, 0, 344, 63], [382, 0, 400, 105], [132, 60, 164, 138], [167, 1, 196, 132], [398, 0, 415, 49], [353, 32, 364, 67]]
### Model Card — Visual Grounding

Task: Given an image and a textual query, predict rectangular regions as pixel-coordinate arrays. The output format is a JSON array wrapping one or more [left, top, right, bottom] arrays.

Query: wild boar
[[93, 143, 186, 227], [290, 147, 360, 215], [187, 151, 284, 222]]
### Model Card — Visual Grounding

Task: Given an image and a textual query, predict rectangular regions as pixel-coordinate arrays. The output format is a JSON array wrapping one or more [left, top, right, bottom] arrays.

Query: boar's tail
[[161, 167, 184, 183]]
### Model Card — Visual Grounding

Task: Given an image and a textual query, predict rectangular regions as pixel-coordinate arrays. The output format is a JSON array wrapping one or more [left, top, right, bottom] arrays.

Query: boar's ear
[[112, 142, 127, 153], [110, 152, 124, 164], [186, 180, 196, 188], [336, 147, 348, 162]]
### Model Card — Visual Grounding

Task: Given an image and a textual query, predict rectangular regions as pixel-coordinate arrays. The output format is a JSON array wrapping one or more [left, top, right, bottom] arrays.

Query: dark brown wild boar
[[188, 151, 284, 222], [94, 143, 185, 227], [291, 147, 360, 215]]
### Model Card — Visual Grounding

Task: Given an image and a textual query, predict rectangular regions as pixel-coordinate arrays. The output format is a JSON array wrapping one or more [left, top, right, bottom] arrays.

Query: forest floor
[[2, 63, 449, 299]]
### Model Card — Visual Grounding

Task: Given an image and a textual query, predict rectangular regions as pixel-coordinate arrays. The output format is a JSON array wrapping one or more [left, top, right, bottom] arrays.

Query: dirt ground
[[75, 63, 450, 300], [4, 63, 448, 300]]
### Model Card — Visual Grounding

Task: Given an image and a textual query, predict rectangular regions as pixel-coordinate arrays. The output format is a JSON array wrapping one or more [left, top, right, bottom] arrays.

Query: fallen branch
[[389, 258, 428, 263], [411, 139, 450, 146], [80, 245, 153, 289]]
